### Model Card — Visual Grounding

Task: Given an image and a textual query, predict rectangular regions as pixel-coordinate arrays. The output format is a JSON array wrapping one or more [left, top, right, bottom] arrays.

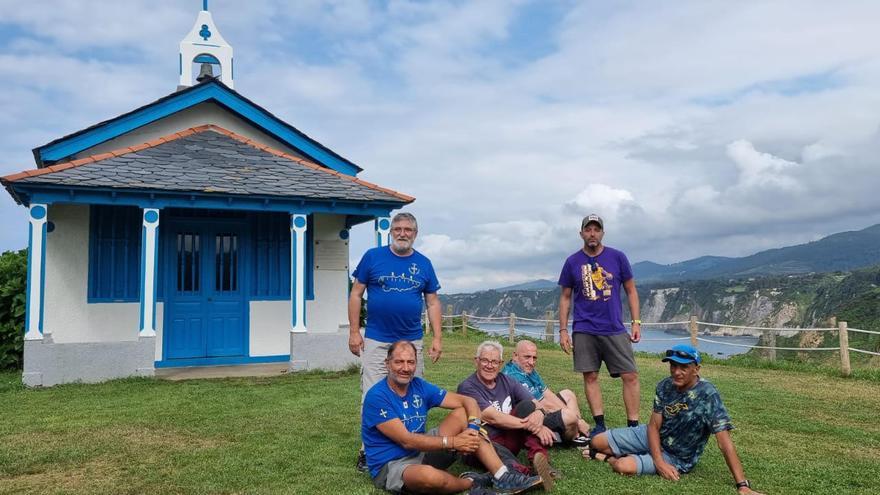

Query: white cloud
[[4, 0, 880, 293]]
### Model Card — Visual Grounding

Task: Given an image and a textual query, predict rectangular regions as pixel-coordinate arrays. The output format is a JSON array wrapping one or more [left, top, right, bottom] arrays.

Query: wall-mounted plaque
[[314, 239, 349, 270]]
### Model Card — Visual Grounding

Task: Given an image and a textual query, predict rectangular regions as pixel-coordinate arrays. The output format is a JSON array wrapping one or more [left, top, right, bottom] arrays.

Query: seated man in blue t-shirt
[[502, 339, 590, 445], [362, 340, 542, 494], [586, 344, 764, 495]]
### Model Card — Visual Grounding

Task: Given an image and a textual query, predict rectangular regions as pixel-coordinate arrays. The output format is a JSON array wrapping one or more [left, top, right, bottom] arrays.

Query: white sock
[[493, 466, 509, 479]]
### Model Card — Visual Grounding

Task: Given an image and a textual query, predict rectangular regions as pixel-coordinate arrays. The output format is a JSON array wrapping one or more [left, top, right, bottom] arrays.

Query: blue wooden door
[[164, 222, 247, 360]]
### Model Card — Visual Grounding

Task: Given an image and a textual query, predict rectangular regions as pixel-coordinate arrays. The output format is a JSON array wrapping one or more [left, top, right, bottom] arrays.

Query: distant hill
[[633, 224, 880, 284], [495, 279, 557, 292]]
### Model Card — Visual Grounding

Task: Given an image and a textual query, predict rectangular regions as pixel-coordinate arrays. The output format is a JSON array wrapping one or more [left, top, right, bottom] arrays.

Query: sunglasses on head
[[665, 349, 697, 361]]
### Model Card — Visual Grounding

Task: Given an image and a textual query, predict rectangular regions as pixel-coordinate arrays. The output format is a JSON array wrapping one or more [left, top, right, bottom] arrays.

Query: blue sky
[[2, 0, 880, 292]]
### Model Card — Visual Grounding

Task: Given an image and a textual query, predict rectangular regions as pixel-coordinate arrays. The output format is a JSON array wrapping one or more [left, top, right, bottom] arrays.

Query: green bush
[[0, 249, 27, 370]]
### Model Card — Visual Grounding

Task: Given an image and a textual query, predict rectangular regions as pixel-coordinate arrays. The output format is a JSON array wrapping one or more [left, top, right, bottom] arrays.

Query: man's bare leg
[[620, 372, 640, 422], [583, 371, 604, 418], [558, 389, 590, 436]]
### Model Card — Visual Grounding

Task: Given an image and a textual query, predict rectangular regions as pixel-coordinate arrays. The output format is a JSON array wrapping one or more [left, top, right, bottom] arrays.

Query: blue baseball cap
[[662, 344, 701, 365]]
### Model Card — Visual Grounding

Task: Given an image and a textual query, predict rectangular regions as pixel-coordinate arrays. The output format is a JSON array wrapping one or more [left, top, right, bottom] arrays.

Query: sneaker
[[493, 469, 543, 494], [461, 471, 494, 488], [589, 424, 606, 438], [571, 434, 590, 448], [469, 486, 498, 495], [355, 450, 367, 473], [532, 452, 554, 492]]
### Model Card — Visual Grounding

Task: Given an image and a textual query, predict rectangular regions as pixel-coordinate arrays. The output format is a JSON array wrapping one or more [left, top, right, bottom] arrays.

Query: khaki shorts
[[572, 331, 637, 377], [361, 338, 424, 403], [372, 428, 439, 492]]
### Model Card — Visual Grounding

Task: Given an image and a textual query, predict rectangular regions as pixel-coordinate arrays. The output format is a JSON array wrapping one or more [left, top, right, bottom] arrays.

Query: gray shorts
[[372, 428, 439, 492], [572, 331, 637, 377], [361, 337, 424, 403], [606, 425, 684, 475]]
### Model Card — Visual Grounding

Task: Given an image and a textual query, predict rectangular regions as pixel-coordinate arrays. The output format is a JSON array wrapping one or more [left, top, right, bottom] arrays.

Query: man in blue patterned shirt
[[587, 344, 763, 494], [501, 340, 590, 444]]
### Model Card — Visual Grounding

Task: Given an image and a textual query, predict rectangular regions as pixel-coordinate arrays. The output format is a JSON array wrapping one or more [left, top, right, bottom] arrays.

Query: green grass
[[1, 332, 879, 494]]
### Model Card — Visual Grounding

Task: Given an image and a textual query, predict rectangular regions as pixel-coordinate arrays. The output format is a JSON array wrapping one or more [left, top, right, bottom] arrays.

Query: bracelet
[[442, 436, 448, 449], [467, 423, 481, 431], [735, 480, 750, 489], [631, 319, 641, 325]]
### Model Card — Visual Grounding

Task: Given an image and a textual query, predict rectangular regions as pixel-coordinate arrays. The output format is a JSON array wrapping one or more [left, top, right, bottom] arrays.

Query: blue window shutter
[[88, 205, 141, 302]]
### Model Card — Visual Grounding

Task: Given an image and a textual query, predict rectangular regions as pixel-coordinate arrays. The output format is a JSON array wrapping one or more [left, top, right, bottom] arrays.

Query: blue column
[[290, 214, 308, 332], [24, 204, 48, 341], [139, 208, 160, 337], [375, 216, 391, 247]]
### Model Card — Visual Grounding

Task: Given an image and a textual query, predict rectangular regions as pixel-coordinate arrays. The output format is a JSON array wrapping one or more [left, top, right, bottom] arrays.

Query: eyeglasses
[[391, 227, 416, 234], [478, 358, 502, 367], [665, 349, 698, 362]]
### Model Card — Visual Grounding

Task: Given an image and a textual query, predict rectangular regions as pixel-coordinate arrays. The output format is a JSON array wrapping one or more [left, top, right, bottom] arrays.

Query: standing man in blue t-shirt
[[349, 212, 443, 471], [558, 214, 642, 437], [586, 345, 764, 495]]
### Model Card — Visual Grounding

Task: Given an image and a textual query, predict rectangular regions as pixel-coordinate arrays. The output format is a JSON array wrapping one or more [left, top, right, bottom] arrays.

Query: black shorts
[[572, 331, 637, 377]]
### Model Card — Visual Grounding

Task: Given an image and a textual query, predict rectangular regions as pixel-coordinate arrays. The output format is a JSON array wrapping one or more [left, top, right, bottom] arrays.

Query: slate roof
[[3, 125, 413, 204]]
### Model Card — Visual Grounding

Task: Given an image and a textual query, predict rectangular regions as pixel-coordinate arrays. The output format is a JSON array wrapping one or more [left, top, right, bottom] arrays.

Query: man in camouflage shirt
[[587, 344, 764, 494]]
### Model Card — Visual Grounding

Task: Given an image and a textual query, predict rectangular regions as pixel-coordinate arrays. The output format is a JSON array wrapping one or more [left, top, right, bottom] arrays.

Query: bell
[[196, 62, 214, 82]]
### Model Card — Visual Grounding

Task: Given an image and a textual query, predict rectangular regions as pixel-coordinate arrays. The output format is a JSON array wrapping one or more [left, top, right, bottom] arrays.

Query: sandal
[[583, 448, 611, 462]]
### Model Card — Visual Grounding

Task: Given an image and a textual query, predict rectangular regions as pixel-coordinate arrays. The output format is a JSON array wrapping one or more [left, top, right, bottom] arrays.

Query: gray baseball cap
[[581, 214, 604, 229]]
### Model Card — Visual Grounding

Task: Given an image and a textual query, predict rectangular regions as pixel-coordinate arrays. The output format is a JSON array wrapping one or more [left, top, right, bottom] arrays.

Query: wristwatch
[[735, 479, 751, 490]]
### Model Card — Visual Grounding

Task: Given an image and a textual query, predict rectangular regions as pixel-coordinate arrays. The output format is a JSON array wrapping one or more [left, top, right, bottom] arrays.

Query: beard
[[391, 238, 413, 254]]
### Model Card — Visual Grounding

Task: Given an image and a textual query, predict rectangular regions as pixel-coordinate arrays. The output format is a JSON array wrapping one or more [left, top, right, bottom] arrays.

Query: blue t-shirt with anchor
[[362, 377, 447, 478], [353, 246, 441, 342]]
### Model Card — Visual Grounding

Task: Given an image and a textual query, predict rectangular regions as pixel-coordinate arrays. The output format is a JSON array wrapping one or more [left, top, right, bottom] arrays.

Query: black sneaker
[[469, 486, 498, 495], [461, 471, 494, 488], [356, 450, 367, 473], [589, 424, 606, 438], [571, 434, 590, 448], [493, 469, 542, 494]]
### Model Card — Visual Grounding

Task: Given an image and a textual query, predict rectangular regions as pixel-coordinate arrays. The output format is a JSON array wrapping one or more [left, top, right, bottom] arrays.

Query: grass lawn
[[1, 332, 879, 494]]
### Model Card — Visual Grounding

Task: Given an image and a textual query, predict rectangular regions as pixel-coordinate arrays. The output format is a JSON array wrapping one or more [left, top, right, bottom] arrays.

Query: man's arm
[[648, 411, 680, 481], [348, 281, 366, 356], [481, 404, 555, 446], [375, 418, 479, 454], [439, 391, 481, 419], [424, 292, 443, 363], [716, 430, 764, 494], [558, 287, 572, 354], [622, 278, 641, 343], [538, 388, 566, 412]]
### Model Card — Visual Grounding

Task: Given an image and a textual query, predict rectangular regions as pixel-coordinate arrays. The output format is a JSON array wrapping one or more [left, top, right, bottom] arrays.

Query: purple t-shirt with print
[[558, 246, 633, 336]]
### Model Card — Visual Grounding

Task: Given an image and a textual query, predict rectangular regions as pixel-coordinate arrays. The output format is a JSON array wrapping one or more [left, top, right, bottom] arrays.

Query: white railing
[[430, 310, 880, 376]]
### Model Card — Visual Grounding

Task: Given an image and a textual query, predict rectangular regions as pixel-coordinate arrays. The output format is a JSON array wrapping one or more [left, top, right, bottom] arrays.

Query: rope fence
[[430, 306, 879, 376]]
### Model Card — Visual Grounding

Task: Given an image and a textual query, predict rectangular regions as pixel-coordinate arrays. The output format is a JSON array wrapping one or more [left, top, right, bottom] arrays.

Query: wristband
[[467, 423, 481, 431], [734, 480, 750, 489], [631, 319, 641, 325]]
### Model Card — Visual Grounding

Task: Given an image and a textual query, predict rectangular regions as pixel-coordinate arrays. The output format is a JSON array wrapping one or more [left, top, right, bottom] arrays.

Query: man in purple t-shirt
[[557, 214, 642, 437]]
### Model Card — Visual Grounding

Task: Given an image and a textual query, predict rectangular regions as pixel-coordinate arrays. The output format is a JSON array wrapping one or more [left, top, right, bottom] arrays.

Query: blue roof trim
[[12, 184, 398, 218], [35, 80, 361, 175]]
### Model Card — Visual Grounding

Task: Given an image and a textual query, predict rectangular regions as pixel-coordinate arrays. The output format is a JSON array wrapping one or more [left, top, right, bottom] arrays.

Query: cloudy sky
[[1, 0, 879, 293]]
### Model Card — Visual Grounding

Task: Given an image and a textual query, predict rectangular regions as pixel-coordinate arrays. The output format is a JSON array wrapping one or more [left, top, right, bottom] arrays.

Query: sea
[[469, 322, 759, 358]]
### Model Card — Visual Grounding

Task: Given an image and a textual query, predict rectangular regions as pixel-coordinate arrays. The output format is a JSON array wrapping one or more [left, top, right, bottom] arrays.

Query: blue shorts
[[606, 425, 684, 475]]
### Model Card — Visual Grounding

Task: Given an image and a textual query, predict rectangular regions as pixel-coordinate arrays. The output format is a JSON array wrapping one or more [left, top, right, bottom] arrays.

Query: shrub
[[0, 249, 27, 370]]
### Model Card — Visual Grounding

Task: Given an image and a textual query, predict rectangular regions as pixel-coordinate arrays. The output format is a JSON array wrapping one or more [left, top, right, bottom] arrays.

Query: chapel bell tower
[[179, 1, 234, 89]]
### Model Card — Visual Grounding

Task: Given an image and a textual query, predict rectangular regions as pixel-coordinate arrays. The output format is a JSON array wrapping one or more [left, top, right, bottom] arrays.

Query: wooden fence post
[[461, 311, 468, 337], [763, 330, 776, 361], [689, 315, 698, 347], [544, 310, 554, 342], [423, 310, 429, 335], [444, 304, 453, 332], [839, 320, 851, 377], [509, 313, 516, 344]]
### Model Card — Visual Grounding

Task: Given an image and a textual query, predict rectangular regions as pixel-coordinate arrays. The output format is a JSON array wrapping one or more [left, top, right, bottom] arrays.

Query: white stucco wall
[[249, 300, 290, 357], [307, 214, 350, 334], [43, 204, 149, 344], [74, 102, 308, 161]]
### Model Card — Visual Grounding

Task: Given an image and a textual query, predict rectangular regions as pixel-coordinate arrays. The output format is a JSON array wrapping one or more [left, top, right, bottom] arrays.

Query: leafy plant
[[0, 249, 27, 370]]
